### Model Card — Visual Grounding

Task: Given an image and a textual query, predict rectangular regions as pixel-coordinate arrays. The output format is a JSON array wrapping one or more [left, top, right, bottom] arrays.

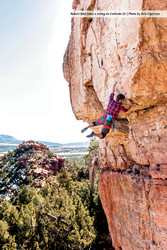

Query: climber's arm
[[121, 103, 133, 112], [113, 82, 117, 94], [109, 82, 117, 101], [126, 104, 133, 111]]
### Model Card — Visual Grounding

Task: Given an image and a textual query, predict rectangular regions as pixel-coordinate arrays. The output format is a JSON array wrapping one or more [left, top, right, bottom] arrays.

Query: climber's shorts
[[93, 114, 113, 138]]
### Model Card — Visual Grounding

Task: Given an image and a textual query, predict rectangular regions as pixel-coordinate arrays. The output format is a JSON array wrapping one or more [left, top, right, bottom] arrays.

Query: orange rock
[[63, 0, 167, 248], [99, 170, 167, 249]]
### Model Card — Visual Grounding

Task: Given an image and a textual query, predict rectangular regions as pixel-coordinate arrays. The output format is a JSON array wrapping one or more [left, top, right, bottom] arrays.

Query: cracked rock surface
[[63, 0, 167, 248]]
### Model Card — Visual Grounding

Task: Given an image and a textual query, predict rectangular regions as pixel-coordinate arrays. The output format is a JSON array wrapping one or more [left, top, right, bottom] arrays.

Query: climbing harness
[[106, 115, 115, 131], [106, 114, 113, 122]]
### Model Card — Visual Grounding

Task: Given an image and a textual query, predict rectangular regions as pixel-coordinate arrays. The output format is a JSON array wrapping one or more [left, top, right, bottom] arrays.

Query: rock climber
[[81, 82, 133, 139]]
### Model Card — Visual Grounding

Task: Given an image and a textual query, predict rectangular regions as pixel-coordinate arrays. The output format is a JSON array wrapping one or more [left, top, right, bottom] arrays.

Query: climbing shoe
[[81, 127, 88, 133], [86, 132, 94, 138]]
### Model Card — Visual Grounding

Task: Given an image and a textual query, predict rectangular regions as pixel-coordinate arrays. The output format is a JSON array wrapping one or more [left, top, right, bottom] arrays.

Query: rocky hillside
[[63, 0, 167, 249], [0, 141, 65, 196]]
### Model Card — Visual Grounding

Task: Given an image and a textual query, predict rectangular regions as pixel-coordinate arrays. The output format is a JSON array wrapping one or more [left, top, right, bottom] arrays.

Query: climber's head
[[116, 94, 125, 104]]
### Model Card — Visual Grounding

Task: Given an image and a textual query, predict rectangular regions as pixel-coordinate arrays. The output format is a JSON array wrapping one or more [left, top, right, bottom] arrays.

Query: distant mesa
[[0, 134, 61, 147], [0, 134, 88, 147], [0, 134, 22, 144]]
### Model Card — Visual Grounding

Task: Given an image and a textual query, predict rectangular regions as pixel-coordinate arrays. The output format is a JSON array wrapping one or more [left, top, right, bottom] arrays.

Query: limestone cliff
[[63, 0, 167, 249]]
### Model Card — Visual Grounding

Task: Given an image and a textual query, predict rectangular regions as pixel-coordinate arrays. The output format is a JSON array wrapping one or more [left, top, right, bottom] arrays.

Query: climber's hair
[[116, 94, 125, 102]]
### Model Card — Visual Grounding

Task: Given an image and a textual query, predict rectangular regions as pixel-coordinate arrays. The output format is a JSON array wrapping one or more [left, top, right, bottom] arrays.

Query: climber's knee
[[101, 131, 108, 139], [101, 126, 110, 138], [101, 132, 106, 139]]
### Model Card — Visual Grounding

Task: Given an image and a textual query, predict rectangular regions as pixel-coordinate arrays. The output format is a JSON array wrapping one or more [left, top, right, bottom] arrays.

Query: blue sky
[[0, 0, 88, 143], [0, 0, 57, 78]]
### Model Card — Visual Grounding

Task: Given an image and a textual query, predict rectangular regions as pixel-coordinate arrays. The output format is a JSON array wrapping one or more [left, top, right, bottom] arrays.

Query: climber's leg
[[81, 122, 94, 133], [93, 133, 104, 139], [86, 117, 112, 139], [86, 131, 104, 139], [100, 119, 113, 138], [81, 114, 106, 133]]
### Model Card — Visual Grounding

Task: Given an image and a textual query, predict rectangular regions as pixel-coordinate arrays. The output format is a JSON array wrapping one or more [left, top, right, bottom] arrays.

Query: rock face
[[87, 148, 100, 189], [63, 0, 167, 249]]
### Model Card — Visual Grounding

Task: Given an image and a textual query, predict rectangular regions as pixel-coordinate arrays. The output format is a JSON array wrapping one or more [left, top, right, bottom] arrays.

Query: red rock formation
[[99, 171, 167, 249], [63, 0, 167, 248], [18, 140, 49, 152], [19, 141, 65, 184]]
